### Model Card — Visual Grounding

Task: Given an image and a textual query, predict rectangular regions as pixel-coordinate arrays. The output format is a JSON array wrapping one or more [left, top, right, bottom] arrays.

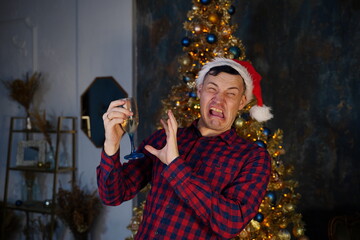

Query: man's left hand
[[145, 110, 179, 165]]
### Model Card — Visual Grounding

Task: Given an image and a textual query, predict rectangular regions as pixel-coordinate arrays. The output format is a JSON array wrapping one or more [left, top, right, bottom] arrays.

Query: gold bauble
[[277, 229, 291, 240], [234, 117, 244, 128], [208, 13, 219, 23], [292, 226, 305, 237]]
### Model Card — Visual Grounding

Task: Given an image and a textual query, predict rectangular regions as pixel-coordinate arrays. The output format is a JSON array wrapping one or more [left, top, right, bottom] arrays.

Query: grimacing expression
[[197, 72, 247, 136]]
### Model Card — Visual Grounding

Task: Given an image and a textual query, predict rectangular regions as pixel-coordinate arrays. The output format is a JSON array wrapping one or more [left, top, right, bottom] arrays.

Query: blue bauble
[[265, 191, 276, 204], [200, 0, 211, 5], [15, 200, 23, 206], [229, 46, 241, 59], [254, 140, 267, 148], [189, 91, 197, 98], [262, 127, 272, 137], [183, 75, 191, 83], [241, 112, 251, 121], [228, 5, 236, 15], [254, 212, 264, 222], [206, 34, 217, 44], [181, 37, 191, 47]]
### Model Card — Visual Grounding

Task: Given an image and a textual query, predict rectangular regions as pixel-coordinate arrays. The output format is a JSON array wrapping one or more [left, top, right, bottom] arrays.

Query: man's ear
[[197, 84, 203, 98], [238, 94, 247, 111]]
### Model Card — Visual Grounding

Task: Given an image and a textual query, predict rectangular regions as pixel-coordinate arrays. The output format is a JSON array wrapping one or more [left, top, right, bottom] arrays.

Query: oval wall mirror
[[81, 76, 128, 147]]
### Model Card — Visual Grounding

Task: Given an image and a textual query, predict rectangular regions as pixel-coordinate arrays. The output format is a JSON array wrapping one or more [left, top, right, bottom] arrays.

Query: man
[[97, 58, 272, 239]]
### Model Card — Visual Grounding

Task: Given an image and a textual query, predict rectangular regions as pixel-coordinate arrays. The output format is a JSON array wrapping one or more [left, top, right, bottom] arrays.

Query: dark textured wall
[[136, 0, 360, 238]]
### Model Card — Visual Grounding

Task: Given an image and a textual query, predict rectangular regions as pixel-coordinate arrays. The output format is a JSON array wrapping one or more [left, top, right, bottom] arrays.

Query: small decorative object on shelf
[[15, 200, 23, 206], [16, 140, 46, 167], [43, 199, 52, 208]]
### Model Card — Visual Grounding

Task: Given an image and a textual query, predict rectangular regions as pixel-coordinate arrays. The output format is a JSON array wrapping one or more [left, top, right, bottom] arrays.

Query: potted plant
[[56, 184, 102, 240]]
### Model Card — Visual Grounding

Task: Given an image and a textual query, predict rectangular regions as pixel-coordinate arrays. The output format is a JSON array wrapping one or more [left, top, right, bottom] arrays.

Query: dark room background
[[135, 0, 360, 239]]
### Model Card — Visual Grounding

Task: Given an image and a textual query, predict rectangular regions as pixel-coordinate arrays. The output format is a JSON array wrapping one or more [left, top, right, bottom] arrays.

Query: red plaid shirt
[[97, 120, 271, 239]]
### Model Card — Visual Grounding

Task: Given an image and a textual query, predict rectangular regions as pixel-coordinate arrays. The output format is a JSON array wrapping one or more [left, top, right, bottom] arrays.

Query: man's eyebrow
[[207, 81, 218, 87], [206, 81, 241, 91], [227, 87, 241, 91]]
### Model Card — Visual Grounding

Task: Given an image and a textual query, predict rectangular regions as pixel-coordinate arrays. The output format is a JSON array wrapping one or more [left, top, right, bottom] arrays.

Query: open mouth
[[210, 107, 224, 118]]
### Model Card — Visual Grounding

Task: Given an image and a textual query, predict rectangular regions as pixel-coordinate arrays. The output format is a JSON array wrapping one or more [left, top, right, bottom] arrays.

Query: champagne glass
[[120, 97, 144, 160]]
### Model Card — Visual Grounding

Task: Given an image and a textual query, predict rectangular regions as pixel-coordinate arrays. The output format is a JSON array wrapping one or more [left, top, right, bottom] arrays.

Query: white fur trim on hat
[[249, 105, 273, 122]]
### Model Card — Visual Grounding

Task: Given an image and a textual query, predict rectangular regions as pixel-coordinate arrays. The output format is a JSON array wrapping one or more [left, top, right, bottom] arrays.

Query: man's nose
[[213, 92, 225, 102]]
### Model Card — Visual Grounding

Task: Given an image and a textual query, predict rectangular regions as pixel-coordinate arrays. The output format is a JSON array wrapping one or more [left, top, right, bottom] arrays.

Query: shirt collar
[[190, 119, 238, 145]]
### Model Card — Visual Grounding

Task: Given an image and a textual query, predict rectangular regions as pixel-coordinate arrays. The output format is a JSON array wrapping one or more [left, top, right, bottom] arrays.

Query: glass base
[[124, 151, 145, 160]]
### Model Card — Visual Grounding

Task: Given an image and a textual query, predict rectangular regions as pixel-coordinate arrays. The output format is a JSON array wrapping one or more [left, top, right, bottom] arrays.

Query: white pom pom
[[249, 105, 273, 122]]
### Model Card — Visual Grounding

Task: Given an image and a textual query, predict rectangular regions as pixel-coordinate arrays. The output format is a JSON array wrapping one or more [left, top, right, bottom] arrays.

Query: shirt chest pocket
[[194, 157, 240, 193]]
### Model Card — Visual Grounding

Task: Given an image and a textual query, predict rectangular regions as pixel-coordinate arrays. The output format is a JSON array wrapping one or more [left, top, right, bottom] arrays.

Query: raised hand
[[103, 99, 133, 156], [145, 110, 179, 165]]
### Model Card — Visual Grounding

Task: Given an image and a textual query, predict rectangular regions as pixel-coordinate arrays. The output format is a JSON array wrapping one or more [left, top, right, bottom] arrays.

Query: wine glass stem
[[128, 132, 136, 153]]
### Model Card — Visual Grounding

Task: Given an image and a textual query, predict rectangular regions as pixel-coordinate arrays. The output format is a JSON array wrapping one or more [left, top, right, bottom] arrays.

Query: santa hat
[[196, 57, 273, 122]]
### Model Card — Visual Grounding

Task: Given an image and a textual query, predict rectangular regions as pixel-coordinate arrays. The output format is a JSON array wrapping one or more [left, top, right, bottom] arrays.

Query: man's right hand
[[102, 99, 133, 156]]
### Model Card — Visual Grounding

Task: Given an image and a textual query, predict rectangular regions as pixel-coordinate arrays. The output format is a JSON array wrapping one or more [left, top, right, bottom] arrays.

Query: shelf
[[7, 201, 53, 214], [2, 116, 77, 239]]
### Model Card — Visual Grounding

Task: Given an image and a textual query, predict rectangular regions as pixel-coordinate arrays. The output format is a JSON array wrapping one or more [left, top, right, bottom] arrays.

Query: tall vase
[[26, 114, 32, 130], [46, 144, 55, 169]]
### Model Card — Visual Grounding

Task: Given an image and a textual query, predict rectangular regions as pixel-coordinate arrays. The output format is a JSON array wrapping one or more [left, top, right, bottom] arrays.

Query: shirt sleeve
[[161, 148, 271, 239], [96, 148, 153, 206]]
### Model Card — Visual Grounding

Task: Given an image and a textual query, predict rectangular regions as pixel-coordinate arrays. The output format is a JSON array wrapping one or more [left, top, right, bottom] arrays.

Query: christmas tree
[[127, 0, 308, 239]]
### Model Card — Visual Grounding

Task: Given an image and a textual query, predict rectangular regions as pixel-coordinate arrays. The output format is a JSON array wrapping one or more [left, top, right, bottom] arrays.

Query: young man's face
[[197, 72, 247, 136]]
